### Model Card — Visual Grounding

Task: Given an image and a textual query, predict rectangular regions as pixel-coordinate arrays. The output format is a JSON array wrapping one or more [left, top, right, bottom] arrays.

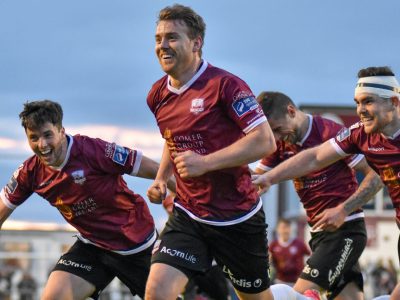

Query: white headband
[[355, 76, 400, 98]]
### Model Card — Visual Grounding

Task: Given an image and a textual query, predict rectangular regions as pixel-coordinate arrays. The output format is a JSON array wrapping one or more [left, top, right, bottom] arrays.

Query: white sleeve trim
[[329, 138, 349, 157], [0, 189, 17, 210], [243, 116, 267, 134], [256, 163, 272, 172], [347, 154, 365, 169], [130, 150, 143, 176]]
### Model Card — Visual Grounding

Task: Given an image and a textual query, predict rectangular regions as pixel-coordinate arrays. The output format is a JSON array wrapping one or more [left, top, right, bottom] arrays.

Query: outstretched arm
[[136, 155, 176, 193], [173, 122, 276, 178], [312, 158, 383, 231], [252, 140, 343, 194], [0, 200, 13, 230]]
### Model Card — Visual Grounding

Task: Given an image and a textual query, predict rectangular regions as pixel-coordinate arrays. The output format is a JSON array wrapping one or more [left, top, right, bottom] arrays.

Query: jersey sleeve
[[82, 136, 143, 176], [329, 122, 362, 157], [319, 119, 364, 167], [0, 162, 33, 210], [220, 76, 267, 134], [256, 148, 281, 171]]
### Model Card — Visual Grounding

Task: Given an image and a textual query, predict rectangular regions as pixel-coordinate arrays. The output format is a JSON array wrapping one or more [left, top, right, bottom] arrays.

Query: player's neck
[[169, 58, 202, 89], [381, 116, 400, 138], [297, 112, 310, 142]]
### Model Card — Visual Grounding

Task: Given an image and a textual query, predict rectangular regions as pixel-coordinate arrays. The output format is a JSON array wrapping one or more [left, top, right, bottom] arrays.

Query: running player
[[252, 66, 400, 300], [254, 91, 382, 299], [0, 100, 172, 299], [145, 4, 323, 300]]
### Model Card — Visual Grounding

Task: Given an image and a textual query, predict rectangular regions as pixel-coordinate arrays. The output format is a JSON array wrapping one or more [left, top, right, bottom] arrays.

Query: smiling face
[[268, 114, 301, 145], [155, 19, 202, 80], [26, 122, 67, 167], [355, 93, 395, 134]]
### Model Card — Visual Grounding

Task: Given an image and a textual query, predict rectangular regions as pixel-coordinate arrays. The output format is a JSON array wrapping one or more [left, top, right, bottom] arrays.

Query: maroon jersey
[[269, 238, 310, 283], [331, 121, 400, 222], [257, 115, 364, 224], [147, 61, 267, 224], [0, 135, 156, 254]]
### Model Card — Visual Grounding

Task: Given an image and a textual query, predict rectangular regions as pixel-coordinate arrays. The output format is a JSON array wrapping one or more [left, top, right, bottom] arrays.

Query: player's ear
[[391, 96, 399, 108], [287, 105, 296, 118], [193, 36, 203, 53]]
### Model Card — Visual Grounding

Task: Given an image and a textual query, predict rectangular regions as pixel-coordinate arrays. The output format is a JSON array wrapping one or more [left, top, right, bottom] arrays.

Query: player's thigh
[[211, 210, 270, 294], [334, 282, 363, 300], [234, 288, 273, 300], [42, 270, 95, 300], [293, 277, 322, 293], [145, 262, 189, 300]]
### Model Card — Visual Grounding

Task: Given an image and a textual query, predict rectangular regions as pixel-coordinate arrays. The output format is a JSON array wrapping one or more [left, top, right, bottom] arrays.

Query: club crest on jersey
[[232, 96, 258, 117], [112, 145, 129, 166], [71, 170, 86, 185], [190, 98, 204, 114]]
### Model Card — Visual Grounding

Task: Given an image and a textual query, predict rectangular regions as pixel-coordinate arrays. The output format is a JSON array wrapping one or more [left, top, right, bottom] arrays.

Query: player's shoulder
[[335, 121, 363, 142], [147, 75, 168, 111]]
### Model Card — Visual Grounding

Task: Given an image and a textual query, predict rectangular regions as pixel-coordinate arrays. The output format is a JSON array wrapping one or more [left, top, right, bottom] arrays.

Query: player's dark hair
[[19, 100, 63, 130], [358, 66, 395, 78], [256, 91, 297, 119], [277, 218, 291, 226], [158, 4, 206, 56]]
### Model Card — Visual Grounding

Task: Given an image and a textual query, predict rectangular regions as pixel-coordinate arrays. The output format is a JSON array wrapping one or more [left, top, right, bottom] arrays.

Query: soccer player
[[254, 91, 383, 299], [0, 100, 172, 299], [252, 67, 400, 300], [145, 4, 323, 300], [269, 218, 310, 286]]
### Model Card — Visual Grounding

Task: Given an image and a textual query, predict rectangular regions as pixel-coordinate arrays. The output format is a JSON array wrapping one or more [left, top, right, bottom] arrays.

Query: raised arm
[[312, 158, 383, 231], [173, 122, 276, 178], [252, 140, 343, 194]]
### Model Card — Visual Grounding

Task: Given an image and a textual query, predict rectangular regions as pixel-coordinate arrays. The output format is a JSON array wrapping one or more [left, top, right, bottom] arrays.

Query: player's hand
[[251, 174, 272, 195], [147, 180, 167, 204], [172, 151, 207, 178], [312, 203, 347, 232]]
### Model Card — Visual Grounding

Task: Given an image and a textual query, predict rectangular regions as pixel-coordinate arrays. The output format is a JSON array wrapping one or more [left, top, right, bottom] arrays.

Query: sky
[[0, 0, 399, 227]]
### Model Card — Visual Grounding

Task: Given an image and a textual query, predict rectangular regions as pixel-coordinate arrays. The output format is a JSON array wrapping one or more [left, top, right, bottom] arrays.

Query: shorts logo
[[253, 278, 262, 288], [310, 269, 319, 278], [328, 238, 353, 286], [112, 145, 129, 166], [159, 246, 197, 264], [57, 259, 92, 272], [222, 266, 257, 288], [232, 97, 258, 118], [302, 264, 320, 279], [71, 170, 86, 185], [190, 98, 204, 114]]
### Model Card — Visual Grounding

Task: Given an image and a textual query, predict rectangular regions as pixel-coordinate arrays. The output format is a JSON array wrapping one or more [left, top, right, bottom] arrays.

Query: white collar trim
[[297, 114, 313, 146], [167, 60, 208, 95], [50, 134, 73, 171]]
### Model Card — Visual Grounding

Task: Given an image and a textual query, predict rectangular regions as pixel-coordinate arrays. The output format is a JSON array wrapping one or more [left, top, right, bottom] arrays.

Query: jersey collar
[[167, 60, 208, 95], [296, 114, 313, 146], [49, 134, 74, 171]]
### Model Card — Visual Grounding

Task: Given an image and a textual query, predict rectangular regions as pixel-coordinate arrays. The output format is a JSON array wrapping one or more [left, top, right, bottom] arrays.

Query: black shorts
[[300, 219, 367, 300], [52, 240, 152, 299], [151, 207, 270, 294]]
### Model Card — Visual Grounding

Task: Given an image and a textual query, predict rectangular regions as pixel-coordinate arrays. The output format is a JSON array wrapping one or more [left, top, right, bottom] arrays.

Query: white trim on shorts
[[174, 199, 263, 226]]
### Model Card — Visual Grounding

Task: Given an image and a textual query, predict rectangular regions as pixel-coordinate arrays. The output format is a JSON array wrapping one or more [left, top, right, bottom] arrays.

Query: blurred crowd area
[[0, 257, 397, 300]]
